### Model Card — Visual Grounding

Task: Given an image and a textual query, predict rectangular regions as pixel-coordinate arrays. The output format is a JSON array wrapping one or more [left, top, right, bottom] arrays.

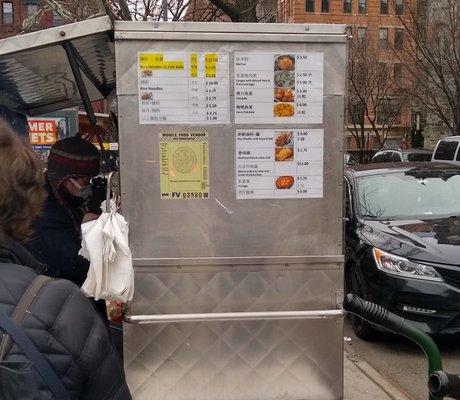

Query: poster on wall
[[159, 132, 209, 199], [236, 129, 324, 199], [28, 118, 66, 164], [234, 52, 323, 124], [138, 52, 230, 125]]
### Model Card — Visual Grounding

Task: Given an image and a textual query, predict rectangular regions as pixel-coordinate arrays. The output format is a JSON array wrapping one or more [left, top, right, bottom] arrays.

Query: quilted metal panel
[[125, 319, 343, 400], [129, 265, 342, 315], [124, 266, 343, 399]]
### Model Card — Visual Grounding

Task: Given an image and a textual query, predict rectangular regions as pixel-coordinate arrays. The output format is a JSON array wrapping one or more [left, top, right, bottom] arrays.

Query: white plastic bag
[[80, 199, 134, 302]]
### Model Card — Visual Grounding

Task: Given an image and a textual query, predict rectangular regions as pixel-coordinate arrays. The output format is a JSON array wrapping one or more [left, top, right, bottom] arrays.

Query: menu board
[[159, 132, 209, 199], [234, 53, 323, 124], [138, 52, 229, 124], [236, 129, 323, 199]]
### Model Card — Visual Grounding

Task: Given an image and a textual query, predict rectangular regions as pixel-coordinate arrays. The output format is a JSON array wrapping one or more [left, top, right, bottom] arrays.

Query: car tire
[[346, 264, 379, 341]]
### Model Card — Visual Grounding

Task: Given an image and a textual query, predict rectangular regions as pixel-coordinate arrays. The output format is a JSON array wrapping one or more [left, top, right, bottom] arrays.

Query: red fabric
[[47, 153, 99, 175]]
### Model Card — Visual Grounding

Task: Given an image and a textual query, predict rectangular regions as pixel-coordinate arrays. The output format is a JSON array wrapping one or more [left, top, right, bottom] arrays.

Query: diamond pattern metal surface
[[125, 320, 343, 399], [125, 266, 343, 399], [129, 266, 342, 314]]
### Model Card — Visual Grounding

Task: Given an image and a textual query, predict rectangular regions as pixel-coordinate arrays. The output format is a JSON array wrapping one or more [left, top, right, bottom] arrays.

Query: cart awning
[[0, 16, 115, 116]]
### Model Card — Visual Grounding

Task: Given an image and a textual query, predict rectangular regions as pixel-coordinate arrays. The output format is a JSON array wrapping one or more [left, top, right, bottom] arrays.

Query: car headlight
[[373, 248, 443, 282]]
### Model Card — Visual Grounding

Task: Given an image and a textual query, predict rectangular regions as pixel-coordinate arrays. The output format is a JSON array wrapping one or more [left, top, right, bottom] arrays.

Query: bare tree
[[22, 0, 133, 32], [185, 0, 275, 22], [122, 0, 190, 21], [347, 32, 410, 158], [22, 0, 275, 29], [393, 0, 459, 135]]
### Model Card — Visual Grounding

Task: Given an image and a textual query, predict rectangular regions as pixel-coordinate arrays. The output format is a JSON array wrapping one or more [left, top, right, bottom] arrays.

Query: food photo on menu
[[274, 131, 295, 190], [275, 131, 294, 162], [274, 54, 295, 118]]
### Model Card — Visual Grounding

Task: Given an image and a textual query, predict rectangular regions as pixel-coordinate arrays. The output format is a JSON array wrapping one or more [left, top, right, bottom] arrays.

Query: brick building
[[278, 0, 415, 151], [418, 0, 459, 147], [0, 0, 60, 38], [0, 0, 27, 37]]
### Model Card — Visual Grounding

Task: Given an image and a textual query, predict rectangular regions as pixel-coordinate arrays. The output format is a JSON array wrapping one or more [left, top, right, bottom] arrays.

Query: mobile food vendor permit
[[159, 132, 209, 199]]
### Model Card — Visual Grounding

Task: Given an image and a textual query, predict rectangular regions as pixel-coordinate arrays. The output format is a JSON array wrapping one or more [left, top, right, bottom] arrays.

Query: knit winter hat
[[47, 136, 100, 183]]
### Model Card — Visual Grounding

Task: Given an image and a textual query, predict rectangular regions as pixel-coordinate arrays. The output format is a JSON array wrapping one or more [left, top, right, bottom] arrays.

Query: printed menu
[[234, 52, 323, 124], [236, 129, 324, 199], [138, 52, 229, 124]]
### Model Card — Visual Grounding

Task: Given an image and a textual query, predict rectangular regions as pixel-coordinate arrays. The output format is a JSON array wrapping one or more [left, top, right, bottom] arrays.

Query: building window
[[394, 64, 403, 83], [53, 10, 63, 25], [348, 102, 365, 125], [26, 4, 37, 17], [357, 27, 367, 44], [377, 99, 400, 125], [306, 0, 315, 12], [321, 0, 329, 12], [344, 0, 352, 13], [380, 0, 388, 14], [379, 28, 389, 49], [2, 2, 13, 24], [394, 28, 404, 50], [358, 0, 366, 14], [395, 0, 404, 15], [356, 64, 366, 86], [378, 62, 388, 81]]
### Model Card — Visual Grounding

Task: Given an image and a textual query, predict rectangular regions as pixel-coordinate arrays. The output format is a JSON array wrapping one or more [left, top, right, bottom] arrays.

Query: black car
[[345, 162, 460, 339]]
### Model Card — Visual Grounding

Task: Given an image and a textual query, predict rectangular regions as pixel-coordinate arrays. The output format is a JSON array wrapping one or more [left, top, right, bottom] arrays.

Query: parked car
[[432, 136, 460, 165], [345, 162, 460, 339], [371, 148, 433, 163], [345, 152, 359, 165]]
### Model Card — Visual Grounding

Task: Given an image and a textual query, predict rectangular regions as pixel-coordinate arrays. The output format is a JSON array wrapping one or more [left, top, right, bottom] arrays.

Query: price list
[[234, 52, 323, 124], [138, 52, 229, 125], [236, 129, 324, 199]]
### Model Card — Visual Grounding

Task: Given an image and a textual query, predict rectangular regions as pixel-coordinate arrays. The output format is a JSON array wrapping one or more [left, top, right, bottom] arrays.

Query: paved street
[[344, 319, 460, 400]]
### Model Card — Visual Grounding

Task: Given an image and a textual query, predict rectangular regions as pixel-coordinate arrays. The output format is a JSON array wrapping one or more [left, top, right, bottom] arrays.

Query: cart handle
[[124, 309, 344, 324], [429, 371, 460, 400]]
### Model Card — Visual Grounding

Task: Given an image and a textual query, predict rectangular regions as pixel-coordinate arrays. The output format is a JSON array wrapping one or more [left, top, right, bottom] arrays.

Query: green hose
[[399, 321, 443, 400], [343, 294, 444, 400]]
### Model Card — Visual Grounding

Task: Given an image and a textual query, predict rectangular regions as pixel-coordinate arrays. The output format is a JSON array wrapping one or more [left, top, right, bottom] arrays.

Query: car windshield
[[357, 169, 460, 220], [403, 152, 432, 162]]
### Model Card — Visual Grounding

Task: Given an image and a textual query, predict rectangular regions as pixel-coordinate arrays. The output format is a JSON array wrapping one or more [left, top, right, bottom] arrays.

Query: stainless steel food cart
[[0, 17, 347, 400]]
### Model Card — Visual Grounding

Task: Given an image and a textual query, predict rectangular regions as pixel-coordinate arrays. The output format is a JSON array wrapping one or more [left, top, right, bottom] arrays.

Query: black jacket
[[25, 183, 89, 286], [0, 236, 132, 400]]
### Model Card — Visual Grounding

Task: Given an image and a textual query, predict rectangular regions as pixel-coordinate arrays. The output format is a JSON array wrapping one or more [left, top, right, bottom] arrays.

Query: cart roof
[[0, 16, 114, 116]]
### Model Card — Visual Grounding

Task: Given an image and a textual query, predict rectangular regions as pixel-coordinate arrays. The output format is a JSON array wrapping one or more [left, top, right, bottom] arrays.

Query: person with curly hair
[[0, 119, 131, 399]]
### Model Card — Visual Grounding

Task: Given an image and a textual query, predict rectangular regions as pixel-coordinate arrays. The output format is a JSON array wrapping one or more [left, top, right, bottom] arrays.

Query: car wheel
[[347, 265, 378, 341]]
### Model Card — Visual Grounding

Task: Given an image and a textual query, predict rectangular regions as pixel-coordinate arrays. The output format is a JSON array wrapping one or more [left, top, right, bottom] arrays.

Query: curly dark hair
[[0, 119, 46, 241]]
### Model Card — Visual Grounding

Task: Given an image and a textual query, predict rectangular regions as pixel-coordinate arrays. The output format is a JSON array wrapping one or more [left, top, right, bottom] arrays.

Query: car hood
[[360, 217, 460, 265]]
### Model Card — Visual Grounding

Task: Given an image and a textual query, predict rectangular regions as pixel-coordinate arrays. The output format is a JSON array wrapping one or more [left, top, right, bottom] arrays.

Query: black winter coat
[[0, 236, 132, 400], [25, 184, 89, 287]]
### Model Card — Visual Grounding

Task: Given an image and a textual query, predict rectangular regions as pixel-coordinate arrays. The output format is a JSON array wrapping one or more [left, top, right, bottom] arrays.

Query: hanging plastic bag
[[79, 174, 134, 302]]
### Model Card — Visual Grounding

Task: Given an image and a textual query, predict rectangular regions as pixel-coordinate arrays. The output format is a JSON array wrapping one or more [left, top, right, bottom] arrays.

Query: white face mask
[[69, 178, 92, 199]]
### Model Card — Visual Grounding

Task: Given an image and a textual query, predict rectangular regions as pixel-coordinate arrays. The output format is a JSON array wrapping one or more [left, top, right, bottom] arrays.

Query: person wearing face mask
[[25, 136, 100, 288]]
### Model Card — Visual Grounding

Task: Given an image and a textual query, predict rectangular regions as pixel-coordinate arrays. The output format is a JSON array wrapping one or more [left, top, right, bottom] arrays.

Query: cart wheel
[[347, 265, 378, 340]]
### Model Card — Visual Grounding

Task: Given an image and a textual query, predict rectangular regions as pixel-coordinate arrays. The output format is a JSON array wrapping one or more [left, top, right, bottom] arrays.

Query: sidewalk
[[344, 353, 413, 400]]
